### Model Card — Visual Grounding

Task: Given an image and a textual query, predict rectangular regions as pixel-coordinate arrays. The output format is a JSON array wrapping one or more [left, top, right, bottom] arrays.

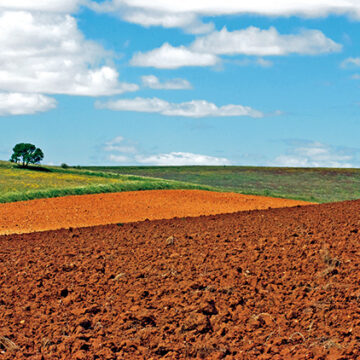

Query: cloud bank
[[96, 97, 264, 118], [104, 136, 231, 165], [91, 0, 360, 32], [272, 141, 354, 168], [136, 152, 231, 165], [131, 27, 341, 68]]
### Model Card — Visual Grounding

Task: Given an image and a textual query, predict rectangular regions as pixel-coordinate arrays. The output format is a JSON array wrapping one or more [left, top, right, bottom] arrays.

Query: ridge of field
[[83, 165, 360, 203], [0, 161, 213, 204]]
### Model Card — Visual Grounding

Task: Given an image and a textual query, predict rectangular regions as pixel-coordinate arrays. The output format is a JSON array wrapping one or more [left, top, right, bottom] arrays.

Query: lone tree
[[10, 143, 44, 167]]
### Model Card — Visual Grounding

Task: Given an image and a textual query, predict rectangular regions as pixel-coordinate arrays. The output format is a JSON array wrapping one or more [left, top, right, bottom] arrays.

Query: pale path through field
[[0, 190, 312, 235]]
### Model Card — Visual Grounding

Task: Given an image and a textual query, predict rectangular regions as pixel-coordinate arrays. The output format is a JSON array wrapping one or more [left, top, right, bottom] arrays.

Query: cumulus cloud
[[272, 141, 354, 168], [131, 43, 219, 69], [130, 27, 341, 69], [0, 11, 138, 97], [141, 75, 192, 90], [90, 0, 360, 32], [136, 152, 231, 166], [0, 92, 56, 116], [119, 9, 213, 34], [96, 97, 264, 118], [88, 1, 214, 34], [192, 27, 341, 56], [0, 0, 83, 13]]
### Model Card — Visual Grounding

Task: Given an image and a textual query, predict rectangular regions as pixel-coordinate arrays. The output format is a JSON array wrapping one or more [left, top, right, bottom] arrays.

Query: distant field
[[0, 161, 212, 203], [3, 160, 360, 204], [83, 165, 360, 203]]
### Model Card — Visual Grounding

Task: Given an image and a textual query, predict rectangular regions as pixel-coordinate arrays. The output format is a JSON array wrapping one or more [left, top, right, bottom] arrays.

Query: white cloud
[[0, 92, 56, 116], [90, 0, 360, 32], [272, 141, 354, 168], [109, 154, 130, 162], [341, 57, 360, 68], [352, 74, 360, 80], [0, 0, 83, 13], [130, 27, 341, 69], [141, 75, 192, 90], [192, 27, 341, 56], [229, 58, 273, 68], [88, 1, 214, 34], [131, 43, 219, 69], [256, 58, 273, 67], [96, 97, 264, 118], [120, 9, 213, 34], [91, 0, 360, 16], [102, 136, 231, 166], [136, 152, 231, 165], [104, 136, 137, 154], [0, 11, 138, 97], [108, 135, 124, 144]]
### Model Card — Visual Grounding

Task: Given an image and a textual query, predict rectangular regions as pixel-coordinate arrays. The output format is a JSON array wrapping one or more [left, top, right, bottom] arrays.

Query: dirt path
[[0, 190, 311, 235], [1, 200, 360, 359]]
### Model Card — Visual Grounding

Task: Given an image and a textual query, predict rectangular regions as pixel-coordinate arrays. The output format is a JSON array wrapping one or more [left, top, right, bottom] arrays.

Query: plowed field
[[1, 200, 360, 359], [0, 190, 310, 235]]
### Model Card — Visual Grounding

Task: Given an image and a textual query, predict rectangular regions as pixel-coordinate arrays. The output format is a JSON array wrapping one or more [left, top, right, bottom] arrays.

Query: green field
[[83, 165, 360, 203], [2, 160, 360, 204], [0, 161, 212, 203]]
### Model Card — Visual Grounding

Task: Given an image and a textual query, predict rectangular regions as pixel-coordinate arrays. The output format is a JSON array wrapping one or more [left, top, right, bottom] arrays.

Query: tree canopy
[[10, 143, 44, 167]]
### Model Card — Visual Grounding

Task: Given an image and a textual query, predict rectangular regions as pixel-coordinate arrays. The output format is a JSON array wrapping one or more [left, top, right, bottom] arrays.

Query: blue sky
[[1, 1, 360, 167]]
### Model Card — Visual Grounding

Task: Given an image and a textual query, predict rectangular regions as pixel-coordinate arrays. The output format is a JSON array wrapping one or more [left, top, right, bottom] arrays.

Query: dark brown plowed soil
[[1, 200, 360, 359], [0, 190, 311, 235]]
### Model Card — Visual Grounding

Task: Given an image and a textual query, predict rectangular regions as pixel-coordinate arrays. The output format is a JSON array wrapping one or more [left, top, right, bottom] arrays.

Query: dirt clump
[[1, 200, 360, 359], [0, 190, 311, 235]]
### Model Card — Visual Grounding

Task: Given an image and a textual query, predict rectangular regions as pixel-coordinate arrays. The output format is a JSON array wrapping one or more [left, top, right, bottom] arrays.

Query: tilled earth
[[0, 190, 310, 235], [1, 200, 360, 359]]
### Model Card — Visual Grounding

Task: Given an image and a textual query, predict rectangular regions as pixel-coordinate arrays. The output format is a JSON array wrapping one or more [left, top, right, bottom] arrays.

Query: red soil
[[0, 190, 311, 235], [1, 200, 360, 359]]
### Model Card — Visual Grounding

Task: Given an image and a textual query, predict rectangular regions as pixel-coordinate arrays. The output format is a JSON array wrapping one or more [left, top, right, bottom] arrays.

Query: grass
[[3, 160, 360, 203], [0, 161, 213, 203], [83, 165, 360, 203]]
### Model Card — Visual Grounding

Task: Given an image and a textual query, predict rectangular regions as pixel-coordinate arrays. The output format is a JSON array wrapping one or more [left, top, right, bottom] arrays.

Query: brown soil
[[0, 190, 310, 235], [1, 200, 360, 359]]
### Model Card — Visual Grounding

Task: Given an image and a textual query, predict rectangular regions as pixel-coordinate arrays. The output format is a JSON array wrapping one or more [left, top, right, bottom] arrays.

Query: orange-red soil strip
[[0, 190, 311, 235]]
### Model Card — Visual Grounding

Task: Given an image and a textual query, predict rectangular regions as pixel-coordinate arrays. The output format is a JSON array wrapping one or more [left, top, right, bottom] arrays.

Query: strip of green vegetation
[[3, 159, 360, 204], [83, 165, 360, 203], [0, 161, 213, 203]]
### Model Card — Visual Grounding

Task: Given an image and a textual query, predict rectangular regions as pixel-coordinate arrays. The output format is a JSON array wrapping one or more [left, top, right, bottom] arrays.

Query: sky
[[1, 0, 360, 167]]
